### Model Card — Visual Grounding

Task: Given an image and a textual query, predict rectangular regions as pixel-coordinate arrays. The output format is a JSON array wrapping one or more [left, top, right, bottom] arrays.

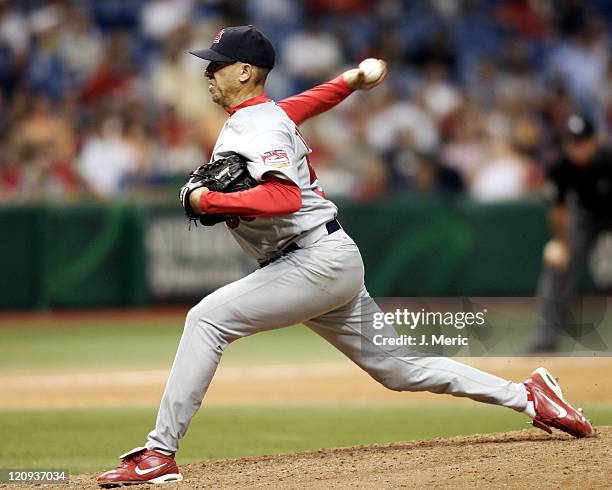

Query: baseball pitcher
[[98, 26, 594, 487]]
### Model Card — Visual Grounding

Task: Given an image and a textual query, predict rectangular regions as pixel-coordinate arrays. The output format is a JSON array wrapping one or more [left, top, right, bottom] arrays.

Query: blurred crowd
[[1, 0, 611, 203]]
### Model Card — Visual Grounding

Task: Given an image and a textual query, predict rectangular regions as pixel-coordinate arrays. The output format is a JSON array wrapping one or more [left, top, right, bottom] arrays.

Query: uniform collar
[[227, 94, 272, 115]]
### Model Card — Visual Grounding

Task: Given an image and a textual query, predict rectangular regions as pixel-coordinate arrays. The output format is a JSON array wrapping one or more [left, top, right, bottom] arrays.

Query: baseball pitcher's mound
[[67, 426, 610, 489]]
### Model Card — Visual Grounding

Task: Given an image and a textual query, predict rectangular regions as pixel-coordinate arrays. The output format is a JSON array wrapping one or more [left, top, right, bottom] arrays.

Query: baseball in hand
[[358, 58, 385, 83], [543, 239, 569, 269]]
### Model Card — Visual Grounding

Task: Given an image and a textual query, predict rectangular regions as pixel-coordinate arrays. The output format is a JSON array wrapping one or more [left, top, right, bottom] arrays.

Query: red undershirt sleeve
[[198, 77, 352, 218], [278, 75, 354, 125], [199, 177, 302, 218]]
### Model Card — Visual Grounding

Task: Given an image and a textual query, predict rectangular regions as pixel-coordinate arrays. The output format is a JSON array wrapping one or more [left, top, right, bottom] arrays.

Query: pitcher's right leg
[[146, 239, 364, 453]]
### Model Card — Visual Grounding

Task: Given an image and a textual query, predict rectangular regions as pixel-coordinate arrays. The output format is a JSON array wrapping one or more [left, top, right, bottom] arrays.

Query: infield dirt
[[2, 357, 611, 409], [6, 426, 609, 489], [2, 310, 611, 488]]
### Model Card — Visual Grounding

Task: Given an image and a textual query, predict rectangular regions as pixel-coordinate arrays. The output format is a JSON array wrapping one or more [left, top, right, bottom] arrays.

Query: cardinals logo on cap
[[212, 29, 225, 44]]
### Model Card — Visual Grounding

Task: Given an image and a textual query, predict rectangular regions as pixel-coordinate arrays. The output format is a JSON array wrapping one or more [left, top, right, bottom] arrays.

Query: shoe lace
[[117, 452, 145, 469]]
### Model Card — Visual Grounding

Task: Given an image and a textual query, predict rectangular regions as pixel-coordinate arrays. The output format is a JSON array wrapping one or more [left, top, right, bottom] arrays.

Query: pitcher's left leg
[[305, 286, 527, 410], [306, 286, 594, 437]]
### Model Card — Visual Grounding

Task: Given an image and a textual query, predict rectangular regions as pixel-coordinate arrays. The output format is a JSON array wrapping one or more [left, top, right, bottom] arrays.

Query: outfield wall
[[0, 198, 594, 309]]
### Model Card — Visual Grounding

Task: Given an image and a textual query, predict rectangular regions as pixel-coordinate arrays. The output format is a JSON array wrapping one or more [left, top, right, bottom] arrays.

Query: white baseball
[[358, 58, 384, 83], [543, 239, 569, 269]]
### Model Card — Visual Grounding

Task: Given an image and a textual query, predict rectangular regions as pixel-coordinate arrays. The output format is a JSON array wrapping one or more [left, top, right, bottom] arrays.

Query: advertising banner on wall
[[144, 214, 255, 301]]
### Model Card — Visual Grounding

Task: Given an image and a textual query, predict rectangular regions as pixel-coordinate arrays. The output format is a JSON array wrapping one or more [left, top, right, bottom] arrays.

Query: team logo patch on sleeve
[[261, 150, 291, 169]]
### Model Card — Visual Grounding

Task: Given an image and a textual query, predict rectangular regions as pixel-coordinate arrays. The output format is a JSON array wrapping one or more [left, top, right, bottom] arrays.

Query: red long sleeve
[[197, 77, 353, 218], [278, 75, 353, 125], [199, 177, 301, 218]]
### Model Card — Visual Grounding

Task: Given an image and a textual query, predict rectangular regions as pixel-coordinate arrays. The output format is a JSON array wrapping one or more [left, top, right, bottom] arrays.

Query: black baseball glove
[[180, 153, 257, 226]]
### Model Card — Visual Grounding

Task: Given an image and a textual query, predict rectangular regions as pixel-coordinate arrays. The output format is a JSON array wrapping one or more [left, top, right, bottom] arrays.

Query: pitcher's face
[[205, 61, 240, 106]]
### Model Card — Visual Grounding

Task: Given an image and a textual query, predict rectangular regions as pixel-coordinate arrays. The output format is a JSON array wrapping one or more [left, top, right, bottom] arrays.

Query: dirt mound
[[54, 426, 611, 489]]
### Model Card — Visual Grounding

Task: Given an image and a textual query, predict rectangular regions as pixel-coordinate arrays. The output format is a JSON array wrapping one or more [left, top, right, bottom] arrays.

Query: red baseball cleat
[[97, 447, 182, 487], [524, 367, 595, 438]]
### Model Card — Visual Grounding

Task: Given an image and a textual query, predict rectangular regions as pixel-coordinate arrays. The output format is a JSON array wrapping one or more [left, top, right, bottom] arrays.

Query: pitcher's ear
[[239, 64, 253, 83]]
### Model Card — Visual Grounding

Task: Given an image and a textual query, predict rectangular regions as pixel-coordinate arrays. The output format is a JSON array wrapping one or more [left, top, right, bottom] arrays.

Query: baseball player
[[528, 114, 612, 352], [98, 26, 594, 487]]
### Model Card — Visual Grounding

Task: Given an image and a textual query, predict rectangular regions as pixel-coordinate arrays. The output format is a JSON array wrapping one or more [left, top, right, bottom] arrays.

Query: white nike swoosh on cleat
[[134, 463, 167, 476], [539, 391, 568, 418]]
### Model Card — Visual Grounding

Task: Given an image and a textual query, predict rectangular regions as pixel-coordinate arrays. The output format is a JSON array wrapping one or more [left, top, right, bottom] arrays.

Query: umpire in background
[[528, 114, 612, 353]]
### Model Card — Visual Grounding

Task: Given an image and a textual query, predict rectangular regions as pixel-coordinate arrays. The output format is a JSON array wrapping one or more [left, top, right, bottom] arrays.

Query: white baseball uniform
[[146, 96, 528, 453], [210, 97, 337, 262]]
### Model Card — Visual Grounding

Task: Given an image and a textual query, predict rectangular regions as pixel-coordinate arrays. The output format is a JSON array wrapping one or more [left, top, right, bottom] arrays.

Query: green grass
[[5, 403, 611, 473], [2, 314, 611, 475], [2, 297, 609, 372], [2, 304, 609, 373], [0, 324, 344, 372]]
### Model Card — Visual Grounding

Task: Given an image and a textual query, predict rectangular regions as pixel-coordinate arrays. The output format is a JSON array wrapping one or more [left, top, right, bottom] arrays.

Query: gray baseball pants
[[147, 227, 528, 453]]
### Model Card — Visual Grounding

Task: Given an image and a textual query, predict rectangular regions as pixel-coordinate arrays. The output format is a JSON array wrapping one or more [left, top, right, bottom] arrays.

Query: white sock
[[150, 447, 173, 456], [522, 385, 536, 418]]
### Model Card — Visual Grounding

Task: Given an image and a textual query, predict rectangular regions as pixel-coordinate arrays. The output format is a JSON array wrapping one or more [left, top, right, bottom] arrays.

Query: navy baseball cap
[[566, 114, 596, 140], [190, 25, 275, 69]]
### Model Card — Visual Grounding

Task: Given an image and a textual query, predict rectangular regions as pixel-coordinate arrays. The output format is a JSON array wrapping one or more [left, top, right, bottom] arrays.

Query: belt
[[259, 219, 341, 268]]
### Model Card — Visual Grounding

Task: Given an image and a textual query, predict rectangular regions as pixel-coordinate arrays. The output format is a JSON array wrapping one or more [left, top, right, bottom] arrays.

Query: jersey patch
[[261, 150, 291, 169]]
